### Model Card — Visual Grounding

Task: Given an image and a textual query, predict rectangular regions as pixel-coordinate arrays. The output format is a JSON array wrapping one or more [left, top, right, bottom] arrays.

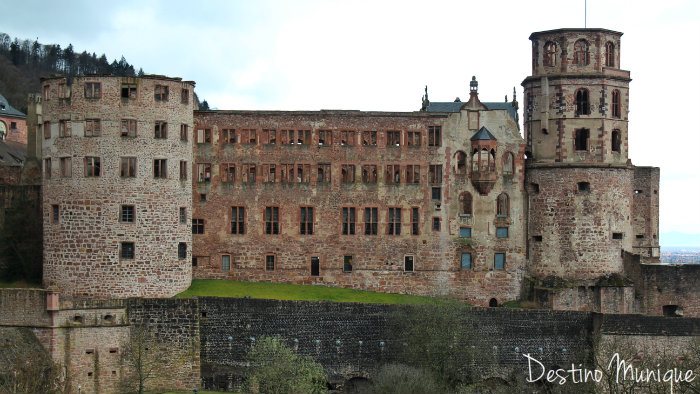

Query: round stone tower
[[41, 75, 194, 298], [523, 29, 634, 280]]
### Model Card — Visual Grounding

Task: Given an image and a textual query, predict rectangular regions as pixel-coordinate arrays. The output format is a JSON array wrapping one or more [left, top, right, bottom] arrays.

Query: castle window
[[57, 82, 67, 98], [221, 255, 230, 271], [221, 163, 235, 182], [298, 130, 311, 145], [575, 89, 590, 115], [84, 82, 101, 99], [120, 242, 135, 259], [262, 164, 276, 183], [311, 257, 320, 276], [406, 131, 421, 147], [153, 159, 167, 178], [411, 208, 419, 235], [180, 160, 188, 180], [192, 219, 204, 234], [343, 255, 353, 273], [612, 90, 621, 118], [502, 152, 514, 176], [178, 243, 187, 259], [84, 156, 101, 177], [428, 126, 441, 146], [262, 129, 276, 145], [455, 151, 467, 174], [385, 164, 401, 184], [364, 207, 378, 235], [432, 187, 441, 201], [221, 129, 236, 144], [460, 192, 473, 216], [154, 121, 167, 139], [280, 164, 294, 183], [181, 88, 189, 104], [573, 39, 589, 65], [44, 158, 51, 179], [180, 124, 188, 141], [362, 131, 377, 146], [577, 182, 590, 192], [52, 204, 59, 223], [386, 131, 401, 147], [543, 41, 557, 67], [241, 129, 257, 144], [154, 85, 169, 101], [341, 164, 355, 183], [192, 257, 197, 267], [231, 206, 245, 234], [265, 207, 279, 235], [58, 120, 71, 137], [575, 129, 589, 151], [611, 129, 621, 152], [196, 163, 211, 183], [388, 207, 401, 235], [43, 85, 50, 100], [605, 41, 615, 67], [85, 119, 101, 137], [180, 207, 186, 224], [533, 236, 543, 242], [265, 255, 275, 271], [496, 227, 509, 238], [530, 183, 540, 193], [429, 165, 442, 184], [200, 193, 206, 202], [60, 157, 72, 177], [243, 164, 256, 183], [197, 129, 211, 143], [342, 207, 356, 235], [120, 205, 134, 223], [362, 165, 377, 184], [404, 255, 414, 272], [341, 130, 355, 146], [300, 207, 314, 235], [121, 119, 137, 137], [460, 227, 472, 238], [489, 298, 498, 307], [461, 253, 472, 269], [297, 164, 310, 183], [44, 121, 51, 139], [494, 253, 505, 270], [318, 130, 332, 146], [432, 217, 441, 232], [406, 165, 420, 184], [120, 157, 136, 178], [612, 232, 623, 240], [121, 83, 137, 99], [317, 163, 331, 183], [496, 193, 509, 217]]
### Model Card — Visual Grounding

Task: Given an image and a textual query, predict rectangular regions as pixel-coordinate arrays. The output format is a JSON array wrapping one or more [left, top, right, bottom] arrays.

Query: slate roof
[[470, 126, 497, 141], [0, 140, 27, 167], [424, 101, 518, 122], [0, 93, 26, 119]]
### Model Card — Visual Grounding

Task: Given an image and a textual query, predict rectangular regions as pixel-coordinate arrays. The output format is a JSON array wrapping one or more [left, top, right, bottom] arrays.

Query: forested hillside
[[0, 32, 141, 113]]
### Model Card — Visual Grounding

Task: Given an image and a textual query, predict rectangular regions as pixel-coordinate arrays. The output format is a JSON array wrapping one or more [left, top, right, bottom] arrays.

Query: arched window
[[455, 151, 467, 174], [543, 41, 557, 67], [496, 193, 509, 217], [575, 89, 590, 116], [605, 41, 615, 67], [573, 39, 589, 65], [611, 90, 621, 118], [472, 149, 493, 172], [459, 192, 473, 215], [611, 129, 621, 153], [502, 152, 514, 176]]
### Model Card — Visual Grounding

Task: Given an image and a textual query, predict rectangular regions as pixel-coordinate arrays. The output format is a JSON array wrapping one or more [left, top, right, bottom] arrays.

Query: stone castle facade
[[34, 28, 693, 316]]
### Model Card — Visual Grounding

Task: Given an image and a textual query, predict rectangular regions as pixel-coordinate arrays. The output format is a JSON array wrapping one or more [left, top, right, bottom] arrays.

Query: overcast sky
[[3, 0, 699, 242]]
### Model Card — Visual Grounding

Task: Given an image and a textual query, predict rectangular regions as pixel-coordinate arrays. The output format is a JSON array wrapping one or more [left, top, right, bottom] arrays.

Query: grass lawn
[[0, 279, 42, 289], [176, 279, 464, 305]]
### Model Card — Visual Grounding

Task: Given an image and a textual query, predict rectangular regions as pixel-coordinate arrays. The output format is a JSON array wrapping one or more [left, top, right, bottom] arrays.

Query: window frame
[[84, 119, 101, 137], [84, 156, 101, 177], [494, 253, 505, 270], [404, 255, 414, 272], [120, 205, 135, 223], [154, 121, 167, 139], [265, 206, 280, 235], [154, 84, 169, 102], [192, 219, 204, 234], [231, 206, 245, 234], [59, 157, 72, 178], [343, 255, 353, 273], [387, 207, 401, 235], [153, 159, 167, 179], [300, 206, 314, 235], [120, 157, 137, 178], [364, 207, 378, 235], [121, 119, 137, 137], [342, 207, 356, 235], [120, 242, 135, 260], [84, 82, 101, 99], [265, 254, 276, 271]]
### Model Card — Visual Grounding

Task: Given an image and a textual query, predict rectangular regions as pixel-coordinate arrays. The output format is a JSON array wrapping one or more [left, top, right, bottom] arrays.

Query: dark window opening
[[575, 90, 590, 116], [311, 257, 320, 276], [192, 219, 204, 234], [533, 235, 543, 242], [404, 255, 414, 272], [432, 187, 441, 201], [120, 205, 135, 223], [343, 255, 353, 273], [636, 234, 645, 239], [575, 128, 589, 151], [364, 208, 378, 235], [342, 207, 356, 235], [300, 207, 314, 235], [388, 207, 401, 235], [496, 193, 509, 217], [120, 242, 135, 259], [612, 90, 621, 118], [231, 206, 245, 234], [578, 182, 590, 192], [489, 298, 498, 307], [531, 183, 540, 193], [662, 305, 681, 317], [605, 41, 615, 67], [612, 232, 623, 240], [611, 129, 621, 152], [266, 255, 275, 271], [192, 257, 198, 267], [432, 217, 440, 232], [411, 207, 419, 235], [265, 207, 279, 235], [178, 242, 187, 259]]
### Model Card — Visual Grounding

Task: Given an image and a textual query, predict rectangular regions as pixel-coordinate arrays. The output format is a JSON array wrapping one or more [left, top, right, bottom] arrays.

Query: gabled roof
[[0, 93, 26, 119], [0, 140, 27, 167], [424, 101, 518, 122], [470, 126, 497, 141]]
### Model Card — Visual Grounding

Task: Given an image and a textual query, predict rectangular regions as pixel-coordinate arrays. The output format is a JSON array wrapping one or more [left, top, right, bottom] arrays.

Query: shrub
[[366, 364, 440, 394]]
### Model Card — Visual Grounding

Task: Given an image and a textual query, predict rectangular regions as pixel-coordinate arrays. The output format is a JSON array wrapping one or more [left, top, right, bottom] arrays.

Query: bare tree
[[118, 325, 169, 394]]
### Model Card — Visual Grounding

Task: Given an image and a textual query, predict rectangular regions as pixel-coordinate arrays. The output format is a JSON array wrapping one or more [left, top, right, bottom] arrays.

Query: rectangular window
[[406, 165, 420, 184], [280, 130, 293, 145], [411, 208, 419, 235], [60, 157, 72, 177], [180, 124, 188, 141], [300, 207, 314, 235], [84, 82, 101, 99], [428, 126, 441, 146], [311, 257, 320, 276], [221, 129, 236, 144], [181, 88, 189, 104], [58, 83, 67, 99], [179, 160, 188, 180], [404, 255, 414, 272], [178, 242, 187, 259], [385, 164, 401, 184], [364, 207, 378, 235], [318, 130, 332, 146], [342, 207, 356, 235], [243, 164, 256, 183], [266, 255, 275, 271], [154, 121, 167, 139], [221, 255, 230, 271], [231, 206, 245, 234], [154, 85, 169, 101], [120, 157, 136, 178], [406, 131, 421, 147], [386, 131, 400, 147], [43, 85, 50, 100], [59, 120, 71, 137], [265, 207, 279, 235], [84, 156, 101, 177], [120, 242, 135, 259], [575, 129, 589, 151], [192, 219, 204, 234], [432, 217, 441, 232], [494, 253, 505, 270], [343, 255, 353, 273], [52, 204, 59, 223], [121, 119, 137, 137], [241, 129, 257, 144], [262, 129, 276, 145], [362, 165, 377, 183], [341, 165, 355, 183], [263, 164, 276, 183], [460, 227, 472, 238], [121, 83, 137, 99], [496, 227, 509, 238], [197, 129, 212, 143], [85, 119, 101, 137], [340, 130, 355, 146], [388, 207, 401, 235], [461, 253, 472, 269], [297, 164, 310, 183], [222, 163, 236, 182], [179, 207, 186, 224], [197, 163, 211, 183], [429, 165, 442, 184], [317, 163, 331, 183], [120, 205, 135, 223], [44, 158, 51, 179], [362, 131, 377, 146], [44, 121, 51, 139], [612, 232, 623, 240], [432, 187, 441, 201], [153, 159, 167, 178]]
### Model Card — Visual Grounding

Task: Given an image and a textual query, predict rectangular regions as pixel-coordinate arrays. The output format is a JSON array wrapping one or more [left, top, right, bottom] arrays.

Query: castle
[[31, 28, 697, 316]]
